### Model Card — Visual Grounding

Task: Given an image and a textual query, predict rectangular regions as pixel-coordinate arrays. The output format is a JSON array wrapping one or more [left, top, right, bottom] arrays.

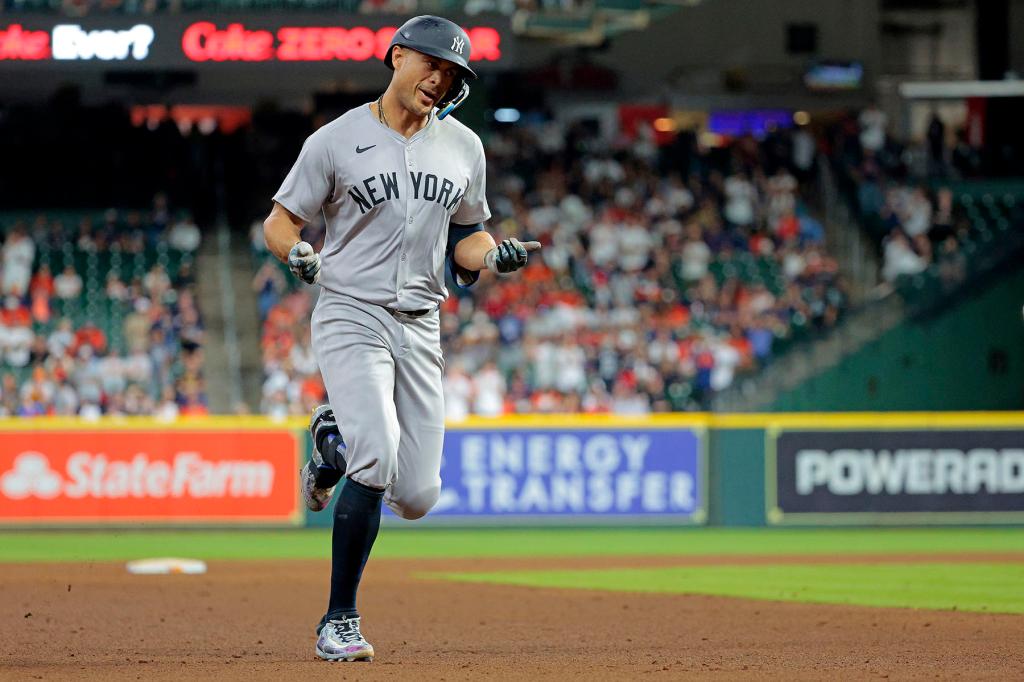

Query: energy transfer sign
[[385, 427, 705, 522], [0, 430, 300, 524], [768, 428, 1024, 524]]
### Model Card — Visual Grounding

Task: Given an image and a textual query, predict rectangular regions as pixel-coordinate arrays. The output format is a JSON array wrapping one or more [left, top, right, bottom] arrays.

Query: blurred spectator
[[473, 361, 506, 417], [901, 187, 933, 238], [123, 298, 151, 352], [168, 212, 201, 252], [54, 265, 83, 300], [3, 317, 34, 368], [723, 173, 756, 227], [443, 361, 474, 421], [882, 230, 928, 282], [926, 112, 947, 177], [105, 273, 130, 301], [791, 122, 817, 181], [2, 227, 36, 296], [143, 263, 171, 299], [858, 102, 888, 154], [73, 321, 107, 356], [252, 260, 287, 319], [29, 263, 55, 299], [156, 385, 180, 421]]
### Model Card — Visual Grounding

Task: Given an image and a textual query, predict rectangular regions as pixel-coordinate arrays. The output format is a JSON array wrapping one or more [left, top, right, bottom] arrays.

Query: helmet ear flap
[[385, 44, 402, 70], [437, 80, 470, 120]]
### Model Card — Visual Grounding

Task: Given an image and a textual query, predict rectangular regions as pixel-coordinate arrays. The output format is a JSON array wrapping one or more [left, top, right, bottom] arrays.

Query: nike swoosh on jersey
[[355, 145, 376, 154]]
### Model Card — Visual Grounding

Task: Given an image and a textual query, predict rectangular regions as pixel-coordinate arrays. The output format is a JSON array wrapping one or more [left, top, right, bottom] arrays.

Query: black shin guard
[[313, 435, 347, 489], [322, 478, 384, 626]]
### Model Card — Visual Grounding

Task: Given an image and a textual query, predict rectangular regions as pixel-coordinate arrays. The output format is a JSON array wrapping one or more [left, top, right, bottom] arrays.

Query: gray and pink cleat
[[300, 404, 345, 512], [315, 616, 374, 662]]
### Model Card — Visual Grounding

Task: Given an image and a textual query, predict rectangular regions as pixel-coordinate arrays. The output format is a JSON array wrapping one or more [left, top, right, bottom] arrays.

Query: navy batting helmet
[[385, 15, 475, 120]]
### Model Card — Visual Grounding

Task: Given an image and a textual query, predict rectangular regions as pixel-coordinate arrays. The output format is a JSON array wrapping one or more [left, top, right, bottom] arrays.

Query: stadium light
[[653, 117, 676, 132], [494, 108, 521, 123]]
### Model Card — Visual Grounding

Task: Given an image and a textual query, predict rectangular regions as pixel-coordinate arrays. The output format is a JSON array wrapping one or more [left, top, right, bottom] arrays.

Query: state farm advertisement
[[0, 430, 300, 524]]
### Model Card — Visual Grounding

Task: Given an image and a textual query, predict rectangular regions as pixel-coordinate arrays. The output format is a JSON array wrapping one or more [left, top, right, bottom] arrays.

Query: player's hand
[[484, 238, 542, 274], [288, 241, 321, 285]]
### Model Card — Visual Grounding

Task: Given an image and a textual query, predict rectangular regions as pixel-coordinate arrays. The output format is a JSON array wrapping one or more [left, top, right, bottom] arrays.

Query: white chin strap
[[437, 82, 470, 120]]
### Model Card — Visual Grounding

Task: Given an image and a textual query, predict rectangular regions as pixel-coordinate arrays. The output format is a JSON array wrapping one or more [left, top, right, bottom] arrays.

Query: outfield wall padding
[[0, 413, 1021, 527]]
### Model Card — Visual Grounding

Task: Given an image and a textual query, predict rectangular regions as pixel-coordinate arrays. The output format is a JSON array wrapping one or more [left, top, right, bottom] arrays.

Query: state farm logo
[[0, 450, 275, 500], [1, 453, 62, 499]]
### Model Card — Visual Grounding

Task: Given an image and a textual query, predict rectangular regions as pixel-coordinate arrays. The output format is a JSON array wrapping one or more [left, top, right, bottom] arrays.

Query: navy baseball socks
[[321, 478, 384, 626], [314, 479, 382, 662]]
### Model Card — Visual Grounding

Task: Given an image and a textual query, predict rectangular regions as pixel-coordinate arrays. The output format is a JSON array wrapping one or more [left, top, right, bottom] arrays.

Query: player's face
[[393, 47, 460, 117]]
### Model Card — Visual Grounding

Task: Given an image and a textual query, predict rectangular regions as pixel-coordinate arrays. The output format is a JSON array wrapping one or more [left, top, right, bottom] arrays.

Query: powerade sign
[[770, 429, 1024, 523], [390, 428, 704, 522]]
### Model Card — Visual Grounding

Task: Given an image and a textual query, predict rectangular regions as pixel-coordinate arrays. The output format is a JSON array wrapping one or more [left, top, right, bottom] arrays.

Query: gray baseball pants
[[310, 288, 444, 520]]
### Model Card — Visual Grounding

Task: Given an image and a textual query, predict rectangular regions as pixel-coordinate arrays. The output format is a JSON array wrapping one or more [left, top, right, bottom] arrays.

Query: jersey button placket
[[397, 146, 414, 305]]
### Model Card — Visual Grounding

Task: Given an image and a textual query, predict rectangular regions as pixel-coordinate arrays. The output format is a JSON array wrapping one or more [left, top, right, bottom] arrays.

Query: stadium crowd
[[0, 201, 205, 418], [824, 105, 979, 286], [253, 117, 847, 416]]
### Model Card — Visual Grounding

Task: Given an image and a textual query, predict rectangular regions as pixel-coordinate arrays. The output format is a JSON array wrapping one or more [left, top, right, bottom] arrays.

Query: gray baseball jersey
[[273, 103, 491, 311], [274, 104, 490, 511]]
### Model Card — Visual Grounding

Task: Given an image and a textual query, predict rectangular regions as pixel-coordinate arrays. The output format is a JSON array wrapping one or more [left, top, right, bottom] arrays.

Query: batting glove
[[484, 238, 542, 274], [288, 241, 321, 285]]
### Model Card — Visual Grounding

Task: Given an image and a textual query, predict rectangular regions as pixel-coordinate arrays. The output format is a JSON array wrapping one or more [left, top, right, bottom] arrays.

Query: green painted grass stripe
[[439, 563, 1024, 614], [0, 528, 1023, 563]]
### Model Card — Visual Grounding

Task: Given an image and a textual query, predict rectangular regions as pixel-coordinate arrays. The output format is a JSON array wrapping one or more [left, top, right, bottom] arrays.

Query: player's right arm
[[264, 201, 304, 263], [264, 202, 321, 285], [268, 127, 335, 285]]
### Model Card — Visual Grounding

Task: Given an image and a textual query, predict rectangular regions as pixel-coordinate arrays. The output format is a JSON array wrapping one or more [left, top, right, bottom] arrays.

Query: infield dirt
[[3, 555, 1023, 680]]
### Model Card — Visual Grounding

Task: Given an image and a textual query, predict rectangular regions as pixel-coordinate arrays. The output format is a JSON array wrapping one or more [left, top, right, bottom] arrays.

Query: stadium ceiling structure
[[511, 0, 705, 47]]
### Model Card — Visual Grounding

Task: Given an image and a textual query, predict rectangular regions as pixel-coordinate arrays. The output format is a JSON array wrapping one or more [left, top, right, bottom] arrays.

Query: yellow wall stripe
[[0, 412, 1021, 432]]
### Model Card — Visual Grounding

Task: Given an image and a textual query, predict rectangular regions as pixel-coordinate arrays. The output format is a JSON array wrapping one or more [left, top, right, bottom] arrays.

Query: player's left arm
[[446, 137, 539, 284], [455, 230, 541, 273]]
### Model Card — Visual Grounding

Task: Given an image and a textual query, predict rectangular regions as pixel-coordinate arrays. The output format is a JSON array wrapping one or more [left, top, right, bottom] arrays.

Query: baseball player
[[263, 16, 540, 663]]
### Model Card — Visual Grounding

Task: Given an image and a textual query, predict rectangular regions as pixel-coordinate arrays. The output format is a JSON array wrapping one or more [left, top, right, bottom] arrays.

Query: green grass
[[439, 562, 1024, 614], [0, 527, 1022, 563]]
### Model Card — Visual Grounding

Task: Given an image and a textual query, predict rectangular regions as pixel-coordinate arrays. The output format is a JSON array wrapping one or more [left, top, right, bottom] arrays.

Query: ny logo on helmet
[[451, 36, 465, 54]]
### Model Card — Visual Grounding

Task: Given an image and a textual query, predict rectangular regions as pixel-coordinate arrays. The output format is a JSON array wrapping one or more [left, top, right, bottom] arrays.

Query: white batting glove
[[288, 241, 321, 285]]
